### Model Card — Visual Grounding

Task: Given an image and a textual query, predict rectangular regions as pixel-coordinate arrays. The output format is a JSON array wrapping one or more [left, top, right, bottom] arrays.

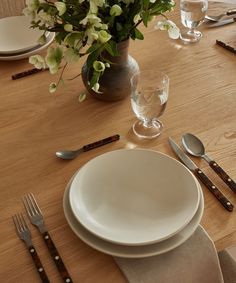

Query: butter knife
[[168, 137, 233, 212], [206, 18, 235, 28]]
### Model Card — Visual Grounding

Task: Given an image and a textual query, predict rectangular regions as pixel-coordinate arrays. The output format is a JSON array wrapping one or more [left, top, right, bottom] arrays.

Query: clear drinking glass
[[180, 0, 208, 43], [130, 70, 169, 139]]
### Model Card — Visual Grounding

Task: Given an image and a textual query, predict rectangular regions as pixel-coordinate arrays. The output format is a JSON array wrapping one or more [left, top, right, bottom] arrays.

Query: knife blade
[[205, 18, 235, 28], [168, 137, 233, 212]]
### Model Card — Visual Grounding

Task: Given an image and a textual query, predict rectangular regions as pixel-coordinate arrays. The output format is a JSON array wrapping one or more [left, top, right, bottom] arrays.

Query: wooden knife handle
[[209, 160, 236, 194], [42, 232, 73, 283], [83, 134, 120, 152], [226, 9, 236, 15], [194, 168, 234, 212], [28, 245, 50, 283]]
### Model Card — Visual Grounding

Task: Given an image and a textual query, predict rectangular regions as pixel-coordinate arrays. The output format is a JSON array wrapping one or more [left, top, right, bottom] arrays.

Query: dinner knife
[[168, 137, 233, 212]]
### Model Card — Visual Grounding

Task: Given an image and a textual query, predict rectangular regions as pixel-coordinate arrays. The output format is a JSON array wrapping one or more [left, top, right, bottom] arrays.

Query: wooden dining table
[[0, 1, 236, 282]]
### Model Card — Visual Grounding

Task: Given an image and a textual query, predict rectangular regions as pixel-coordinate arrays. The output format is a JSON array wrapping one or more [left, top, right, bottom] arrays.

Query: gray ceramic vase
[[81, 40, 139, 102]]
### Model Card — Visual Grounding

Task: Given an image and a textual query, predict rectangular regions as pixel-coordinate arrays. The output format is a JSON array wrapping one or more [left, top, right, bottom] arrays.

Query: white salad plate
[[0, 31, 55, 61], [0, 16, 46, 54], [64, 176, 204, 258], [69, 149, 200, 246]]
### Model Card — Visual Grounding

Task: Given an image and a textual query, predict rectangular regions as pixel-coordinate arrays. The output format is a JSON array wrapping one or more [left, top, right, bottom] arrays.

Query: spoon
[[182, 133, 236, 194], [205, 9, 236, 22], [56, 134, 120, 160]]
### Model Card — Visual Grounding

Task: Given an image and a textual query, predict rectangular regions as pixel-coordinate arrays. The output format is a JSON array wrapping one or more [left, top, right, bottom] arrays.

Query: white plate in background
[[0, 16, 46, 54], [0, 32, 55, 61]]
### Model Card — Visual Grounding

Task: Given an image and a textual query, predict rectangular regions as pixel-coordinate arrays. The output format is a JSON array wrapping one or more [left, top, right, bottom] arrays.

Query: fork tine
[[12, 214, 21, 234], [20, 212, 29, 230], [23, 194, 37, 216], [29, 193, 42, 214]]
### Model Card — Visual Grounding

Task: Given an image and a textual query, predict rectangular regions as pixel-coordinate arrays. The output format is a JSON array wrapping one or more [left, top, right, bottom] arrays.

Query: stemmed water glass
[[130, 70, 169, 139], [180, 0, 208, 43]]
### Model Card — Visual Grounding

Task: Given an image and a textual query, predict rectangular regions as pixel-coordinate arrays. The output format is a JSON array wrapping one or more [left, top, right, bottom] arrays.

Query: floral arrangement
[[24, 0, 179, 94]]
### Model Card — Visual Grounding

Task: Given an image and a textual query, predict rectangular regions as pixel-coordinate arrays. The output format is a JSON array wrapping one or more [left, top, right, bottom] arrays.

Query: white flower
[[110, 5, 122, 16], [64, 24, 73, 32], [92, 82, 101, 93], [64, 48, 80, 63], [155, 20, 180, 39], [29, 55, 46, 69], [55, 2, 67, 16], [98, 30, 112, 43], [25, 0, 40, 12], [37, 10, 54, 25], [89, 0, 105, 13], [133, 13, 141, 24], [45, 47, 63, 74], [80, 14, 101, 26], [49, 82, 57, 93], [93, 61, 105, 72]]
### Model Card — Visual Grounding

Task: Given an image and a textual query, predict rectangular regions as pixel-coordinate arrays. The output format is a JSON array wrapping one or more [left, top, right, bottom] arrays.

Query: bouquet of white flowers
[[24, 0, 179, 94]]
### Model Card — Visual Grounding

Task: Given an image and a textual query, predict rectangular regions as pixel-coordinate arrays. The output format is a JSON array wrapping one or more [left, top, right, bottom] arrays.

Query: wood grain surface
[[0, 1, 236, 282]]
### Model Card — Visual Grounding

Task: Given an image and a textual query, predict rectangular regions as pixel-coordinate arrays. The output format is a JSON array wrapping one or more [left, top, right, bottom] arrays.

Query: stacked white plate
[[0, 15, 55, 61], [63, 149, 204, 258]]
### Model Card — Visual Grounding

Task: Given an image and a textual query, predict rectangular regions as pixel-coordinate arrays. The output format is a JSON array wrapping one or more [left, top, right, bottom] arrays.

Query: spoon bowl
[[182, 133, 236, 194], [56, 149, 83, 160], [182, 133, 206, 158]]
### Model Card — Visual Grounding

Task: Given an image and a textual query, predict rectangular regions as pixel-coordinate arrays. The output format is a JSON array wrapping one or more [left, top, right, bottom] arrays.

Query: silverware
[[22, 193, 73, 283], [12, 213, 50, 283], [205, 9, 236, 21], [182, 133, 236, 194], [168, 137, 233, 212], [56, 134, 120, 160], [205, 18, 235, 28]]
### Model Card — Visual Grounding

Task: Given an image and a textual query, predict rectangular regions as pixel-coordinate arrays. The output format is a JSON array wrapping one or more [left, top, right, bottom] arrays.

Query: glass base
[[132, 119, 163, 139], [180, 30, 202, 43]]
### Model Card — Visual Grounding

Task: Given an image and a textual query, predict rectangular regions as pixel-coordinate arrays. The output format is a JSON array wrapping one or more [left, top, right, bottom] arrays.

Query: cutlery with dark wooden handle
[[169, 137, 234, 212], [12, 213, 50, 283], [22, 193, 73, 283]]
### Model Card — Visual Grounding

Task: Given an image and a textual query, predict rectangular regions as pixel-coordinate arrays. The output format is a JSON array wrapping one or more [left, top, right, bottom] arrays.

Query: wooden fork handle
[[194, 168, 234, 212], [42, 232, 73, 283], [209, 160, 236, 194], [28, 245, 50, 283]]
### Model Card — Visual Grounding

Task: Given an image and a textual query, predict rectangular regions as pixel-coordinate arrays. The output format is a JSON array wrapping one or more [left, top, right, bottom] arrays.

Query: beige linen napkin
[[115, 225, 224, 283]]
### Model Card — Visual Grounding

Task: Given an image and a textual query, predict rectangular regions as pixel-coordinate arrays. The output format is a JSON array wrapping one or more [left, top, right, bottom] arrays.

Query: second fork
[[22, 193, 73, 283]]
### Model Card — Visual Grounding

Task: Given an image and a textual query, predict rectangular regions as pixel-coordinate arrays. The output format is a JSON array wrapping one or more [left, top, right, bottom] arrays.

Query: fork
[[12, 213, 50, 283], [22, 193, 73, 283]]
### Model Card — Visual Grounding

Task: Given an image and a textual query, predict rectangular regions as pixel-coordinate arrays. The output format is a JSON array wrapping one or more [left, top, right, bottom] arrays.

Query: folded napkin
[[115, 225, 224, 283]]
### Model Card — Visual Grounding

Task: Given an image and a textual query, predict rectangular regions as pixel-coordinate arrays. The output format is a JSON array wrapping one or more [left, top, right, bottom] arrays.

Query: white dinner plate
[[64, 176, 204, 258], [0, 32, 55, 61], [69, 149, 200, 246], [0, 16, 46, 54]]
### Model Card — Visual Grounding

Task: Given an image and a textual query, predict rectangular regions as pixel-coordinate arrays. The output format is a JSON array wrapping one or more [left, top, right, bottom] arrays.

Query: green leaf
[[134, 28, 144, 40], [142, 11, 150, 27], [104, 40, 119, 56], [86, 43, 101, 54]]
